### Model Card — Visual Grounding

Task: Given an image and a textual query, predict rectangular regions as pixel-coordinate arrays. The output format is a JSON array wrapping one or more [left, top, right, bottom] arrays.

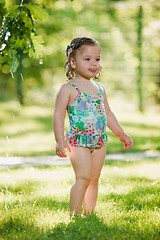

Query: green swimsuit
[[65, 82, 108, 148]]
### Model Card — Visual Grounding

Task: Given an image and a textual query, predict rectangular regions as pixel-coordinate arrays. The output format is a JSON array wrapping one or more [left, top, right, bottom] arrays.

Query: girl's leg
[[68, 145, 92, 215], [83, 144, 106, 215]]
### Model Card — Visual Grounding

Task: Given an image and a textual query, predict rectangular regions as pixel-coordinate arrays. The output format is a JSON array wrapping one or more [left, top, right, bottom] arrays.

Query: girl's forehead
[[77, 44, 101, 55]]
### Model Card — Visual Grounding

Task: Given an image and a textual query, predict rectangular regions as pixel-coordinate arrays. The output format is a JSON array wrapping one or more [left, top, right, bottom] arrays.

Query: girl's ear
[[70, 58, 76, 69]]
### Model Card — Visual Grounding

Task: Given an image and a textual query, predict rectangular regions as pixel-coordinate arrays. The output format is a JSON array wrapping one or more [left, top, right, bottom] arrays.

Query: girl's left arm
[[103, 87, 133, 149]]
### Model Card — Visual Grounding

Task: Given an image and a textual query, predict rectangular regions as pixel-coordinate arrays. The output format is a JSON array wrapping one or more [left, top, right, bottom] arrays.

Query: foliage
[[0, 0, 159, 109], [0, 159, 160, 239], [0, 1, 48, 73], [0, 101, 159, 157]]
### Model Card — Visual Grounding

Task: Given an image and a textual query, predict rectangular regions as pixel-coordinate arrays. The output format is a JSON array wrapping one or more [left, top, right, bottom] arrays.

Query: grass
[[0, 158, 160, 239], [0, 100, 160, 156]]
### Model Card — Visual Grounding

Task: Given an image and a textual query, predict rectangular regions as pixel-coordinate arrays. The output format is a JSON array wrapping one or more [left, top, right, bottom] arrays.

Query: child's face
[[71, 44, 101, 80]]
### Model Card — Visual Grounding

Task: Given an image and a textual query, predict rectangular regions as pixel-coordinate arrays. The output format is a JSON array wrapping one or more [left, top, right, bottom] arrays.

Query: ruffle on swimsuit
[[65, 82, 108, 148]]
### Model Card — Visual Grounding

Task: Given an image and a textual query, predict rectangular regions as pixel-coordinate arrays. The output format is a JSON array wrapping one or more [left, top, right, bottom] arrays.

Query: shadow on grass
[[0, 213, 158, 240], [49, 214, 158, 240]]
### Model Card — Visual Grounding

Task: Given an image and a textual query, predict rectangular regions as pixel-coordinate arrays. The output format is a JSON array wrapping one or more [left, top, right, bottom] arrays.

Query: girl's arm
[[53, 84, 71, 157], [103, 87, 133, 149]]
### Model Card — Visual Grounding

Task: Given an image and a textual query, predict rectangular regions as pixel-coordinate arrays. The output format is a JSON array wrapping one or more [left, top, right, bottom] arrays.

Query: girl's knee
[[77, 175, 91, 186], [90, 175, 100, 184]]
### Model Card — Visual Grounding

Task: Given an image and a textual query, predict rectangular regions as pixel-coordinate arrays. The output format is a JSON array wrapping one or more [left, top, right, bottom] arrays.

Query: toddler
[[53, 37, 133, 216]]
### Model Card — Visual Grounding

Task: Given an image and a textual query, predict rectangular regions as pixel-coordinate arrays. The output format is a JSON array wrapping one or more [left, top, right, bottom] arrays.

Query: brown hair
[[65, 37, 101, 80]]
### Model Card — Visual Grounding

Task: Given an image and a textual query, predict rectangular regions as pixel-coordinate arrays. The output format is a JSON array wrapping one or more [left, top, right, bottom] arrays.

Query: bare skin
[[53, 44, 133, 216], [68, 144, 106, 215]]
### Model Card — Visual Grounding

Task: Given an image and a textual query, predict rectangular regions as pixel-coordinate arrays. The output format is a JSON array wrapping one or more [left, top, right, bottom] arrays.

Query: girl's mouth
[[89, 69, 97, 73]]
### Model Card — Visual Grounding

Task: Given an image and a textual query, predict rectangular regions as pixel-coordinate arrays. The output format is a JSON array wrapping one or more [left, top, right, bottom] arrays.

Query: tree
[[0, 0, 48, 103]]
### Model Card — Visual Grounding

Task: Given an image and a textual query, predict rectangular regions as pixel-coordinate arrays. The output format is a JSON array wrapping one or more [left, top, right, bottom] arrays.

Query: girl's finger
[[61, 150, 68, 157], [66, 143, 71, 152]]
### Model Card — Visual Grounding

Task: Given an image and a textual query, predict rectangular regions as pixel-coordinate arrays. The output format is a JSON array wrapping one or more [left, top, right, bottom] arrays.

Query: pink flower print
[[81, 131, 85, 135], [97, 136, 103, 146], [85, 120, 95, 135], [85, 128, 89, 133], [92, 129, 95, 134], [88, 130, 92, 136], [73, 140, 76, 145]]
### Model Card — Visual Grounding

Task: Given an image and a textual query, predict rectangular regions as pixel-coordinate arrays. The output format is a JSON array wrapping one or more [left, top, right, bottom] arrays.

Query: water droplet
[[20, 73, 24, 81], [0, 43, 6, 51], [6, 136, 10, 144], [11, 72, 14, 78], [39, 59, 43, 64], [5, 203, 8, 212], [20, 0, 24, 7], [5, 31, 11, 41], [4, 183, 8, 193], [12, 112, 15, 120], [2, 16, 5, 26], [17, 101, 21, 110]]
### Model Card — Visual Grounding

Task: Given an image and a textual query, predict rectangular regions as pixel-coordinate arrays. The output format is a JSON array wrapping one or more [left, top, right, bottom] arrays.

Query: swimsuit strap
[[95, 82, 104, 98], [68, 82, 81, 97], [68, 81, 104, 97]]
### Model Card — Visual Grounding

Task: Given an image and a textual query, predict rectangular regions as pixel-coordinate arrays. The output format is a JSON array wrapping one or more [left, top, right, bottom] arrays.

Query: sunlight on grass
[[0, 159, 160, 239]]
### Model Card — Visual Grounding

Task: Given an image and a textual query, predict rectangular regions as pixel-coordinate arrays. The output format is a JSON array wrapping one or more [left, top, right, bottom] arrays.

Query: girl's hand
[[118, 132, 133, 150], [56, 140, 71, 157]]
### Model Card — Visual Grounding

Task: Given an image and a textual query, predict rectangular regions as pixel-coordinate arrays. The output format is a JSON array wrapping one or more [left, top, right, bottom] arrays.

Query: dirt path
[[0, 151, 160, 168]]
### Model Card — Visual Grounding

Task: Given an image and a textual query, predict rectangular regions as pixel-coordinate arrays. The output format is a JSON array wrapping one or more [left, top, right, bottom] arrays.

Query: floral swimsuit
[[65, 82, 108, 148]]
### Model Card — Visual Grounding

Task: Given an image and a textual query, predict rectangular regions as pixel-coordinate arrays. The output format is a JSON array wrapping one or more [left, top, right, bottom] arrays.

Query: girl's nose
[[92, 60, 97, 65]]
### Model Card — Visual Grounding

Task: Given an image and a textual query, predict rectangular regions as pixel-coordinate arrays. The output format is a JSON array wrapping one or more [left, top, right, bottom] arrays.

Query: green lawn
[[0, 101, 160, 156], [0, 158, 160, 239]]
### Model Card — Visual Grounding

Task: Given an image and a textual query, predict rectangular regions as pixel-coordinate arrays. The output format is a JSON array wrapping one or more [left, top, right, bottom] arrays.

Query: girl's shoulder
[[95, 81, 105, 93], [58, 81, 77, 95], [95, 81, 104, 87], [59, 81, 72, 90]]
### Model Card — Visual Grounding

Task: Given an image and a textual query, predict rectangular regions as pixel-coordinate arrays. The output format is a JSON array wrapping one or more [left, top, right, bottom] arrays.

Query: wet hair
[[65, 37, 101, 81]]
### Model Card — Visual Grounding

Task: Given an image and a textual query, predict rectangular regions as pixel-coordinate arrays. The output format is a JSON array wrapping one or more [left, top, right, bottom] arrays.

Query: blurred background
[[0, 0, 160, 157]]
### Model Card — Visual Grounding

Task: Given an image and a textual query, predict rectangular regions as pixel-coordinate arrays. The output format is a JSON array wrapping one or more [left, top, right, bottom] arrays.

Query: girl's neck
[[72, 76, 91, 83]]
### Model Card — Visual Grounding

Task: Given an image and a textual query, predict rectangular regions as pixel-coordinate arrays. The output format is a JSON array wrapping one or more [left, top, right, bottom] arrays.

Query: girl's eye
[[96, 58, 100, 61], [85, 58, 90, 61]]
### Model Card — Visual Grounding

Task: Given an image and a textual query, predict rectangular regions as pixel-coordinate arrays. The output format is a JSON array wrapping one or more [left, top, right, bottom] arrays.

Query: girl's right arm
[[53, 84, 71, 157]]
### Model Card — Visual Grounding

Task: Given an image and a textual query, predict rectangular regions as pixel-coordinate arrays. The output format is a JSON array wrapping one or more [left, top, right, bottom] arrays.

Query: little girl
[[53, 37, 133, 216]]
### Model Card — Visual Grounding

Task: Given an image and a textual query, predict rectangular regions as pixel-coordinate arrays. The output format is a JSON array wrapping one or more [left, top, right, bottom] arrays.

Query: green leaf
[[24, 4, 48, 21], [0, 54, 4, 64], [0, 0, 6, 16], [9, 48, 17, 73], [96, 99, 101, 104], [29, 33, 44, 58], [14, 37, 25, 49], [75, 121, 85, 132]]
